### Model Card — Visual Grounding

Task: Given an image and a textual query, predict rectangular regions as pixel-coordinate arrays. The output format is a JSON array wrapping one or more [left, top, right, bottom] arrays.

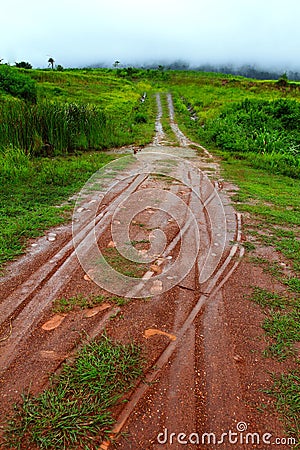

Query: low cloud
[[2, 0, 300, 71]]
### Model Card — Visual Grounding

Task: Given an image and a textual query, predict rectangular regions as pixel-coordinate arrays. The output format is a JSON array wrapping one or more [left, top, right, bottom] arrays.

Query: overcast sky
[[2, 0, 300, 70]]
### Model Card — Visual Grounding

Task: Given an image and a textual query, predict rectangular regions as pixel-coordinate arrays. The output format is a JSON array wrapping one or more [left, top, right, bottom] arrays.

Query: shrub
[[15, 61, 32, 69], [0, 65, 37, 102], [134, 112, 148, 123], [202, 98, 300, 177]]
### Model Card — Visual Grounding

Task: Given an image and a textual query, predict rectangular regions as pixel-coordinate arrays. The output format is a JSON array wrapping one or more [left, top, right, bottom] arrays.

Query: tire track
[[99, 95, 243, 449], [0, 173, 148, 371], [100, 212, 243, 449]]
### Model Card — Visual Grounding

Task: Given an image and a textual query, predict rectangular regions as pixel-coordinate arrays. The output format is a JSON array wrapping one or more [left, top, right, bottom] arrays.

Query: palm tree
[[48, 57, 55, 69]]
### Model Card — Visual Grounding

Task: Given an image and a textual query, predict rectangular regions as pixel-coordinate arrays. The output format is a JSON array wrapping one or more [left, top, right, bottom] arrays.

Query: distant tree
[[167, 60, 189, 71], [56, 64, 64, 71], [0, 58, 3, 64], [15, 61, 32, 69], [48, 57, 55, 69], [113, 60, 120, 68], [157, 65, 164, 71]]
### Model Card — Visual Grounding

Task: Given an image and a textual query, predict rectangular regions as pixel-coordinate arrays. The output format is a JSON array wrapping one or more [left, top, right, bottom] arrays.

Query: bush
[[134, 112, 148, 123], [0, 65, 37, 102], [15, 61, 32, 69], [202, 98, 300, 177]]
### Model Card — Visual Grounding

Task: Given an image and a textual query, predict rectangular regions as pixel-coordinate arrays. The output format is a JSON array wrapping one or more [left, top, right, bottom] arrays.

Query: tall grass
[[0, 95, 155, 156]]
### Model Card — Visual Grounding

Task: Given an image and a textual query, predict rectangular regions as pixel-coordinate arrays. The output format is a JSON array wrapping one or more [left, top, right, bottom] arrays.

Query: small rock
[[84, 274, 92, 281], [144, 328, 176, 341], [42, 314, 66, 331], [84, 303, 111, 318], [150, 264, 162, 275], [40, 350, 60, 359]]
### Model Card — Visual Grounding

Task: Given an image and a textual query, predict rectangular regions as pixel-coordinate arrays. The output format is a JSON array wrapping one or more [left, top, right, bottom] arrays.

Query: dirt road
[[0, 94, 287, 449]]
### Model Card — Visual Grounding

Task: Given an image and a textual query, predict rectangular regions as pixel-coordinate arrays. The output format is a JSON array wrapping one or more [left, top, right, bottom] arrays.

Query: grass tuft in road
[[101, 247, 149, 278], [3, 335, 144, 450], [53, 293, 129, 313]]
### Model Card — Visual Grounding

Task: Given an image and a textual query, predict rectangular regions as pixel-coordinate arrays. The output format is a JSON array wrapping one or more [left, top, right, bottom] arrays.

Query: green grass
[[0, 149, 120, 269], [165, 70, 300, 123], [53, 293, 129, 313], [219, 159, 300, 274], [101, 247, 148, 278], [263, 309, 300, 360], [249, 287, 300, 360], [265, 372, 300, 443], [53, 293, 106, 313], [0, 68, 157, 156], [249, 256, 285, 278], [249, 286, 294, 311], [249, 249, 300, 293], [166, 72, 300, 178], [3, 335, 144, 449]]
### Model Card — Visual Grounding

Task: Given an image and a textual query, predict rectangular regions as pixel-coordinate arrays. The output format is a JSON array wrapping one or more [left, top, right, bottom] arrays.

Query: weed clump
[[3, 336, 144, 449]]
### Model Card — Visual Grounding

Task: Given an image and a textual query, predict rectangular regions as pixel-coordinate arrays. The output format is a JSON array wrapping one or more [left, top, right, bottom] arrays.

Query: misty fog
[[2, 0, 300, 71]]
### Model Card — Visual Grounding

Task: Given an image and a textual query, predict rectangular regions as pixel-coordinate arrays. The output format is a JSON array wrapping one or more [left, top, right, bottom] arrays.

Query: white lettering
[[189, 433, 200, 444], [177, 433, 188, 444], [169, 432, 176, 444], [245, 433, 260, 444], [228, 430, 238, 444], [262, 433, 272, 444], [157, 428, 168, 444], [202, 433, 216, 444], [217, 432, 228, 444]]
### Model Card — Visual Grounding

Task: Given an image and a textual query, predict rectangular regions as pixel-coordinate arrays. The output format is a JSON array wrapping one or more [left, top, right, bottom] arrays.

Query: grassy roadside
[[219, 156, 300, 444], [0, 149, 122, 270], [0, 69, 159, 270], [167, 74, 300, 441], [3, 335, 144, 449]]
